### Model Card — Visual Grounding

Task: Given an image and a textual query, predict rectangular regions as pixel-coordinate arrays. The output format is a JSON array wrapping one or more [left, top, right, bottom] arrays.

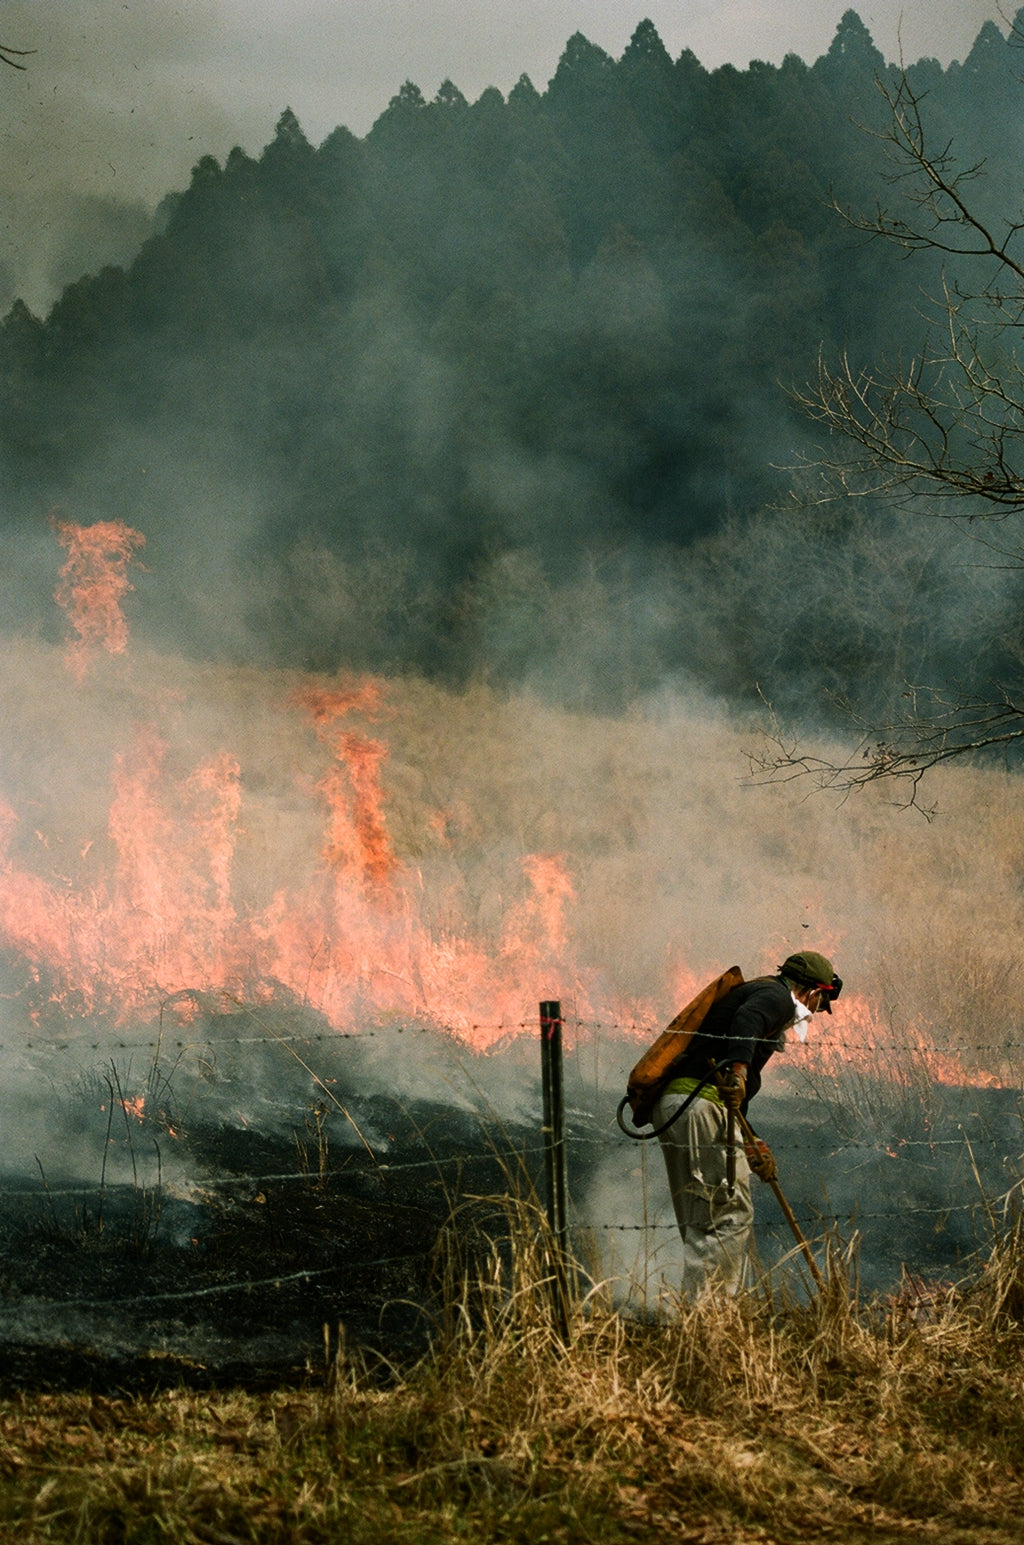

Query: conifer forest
[[4, 10, 1024, 725]]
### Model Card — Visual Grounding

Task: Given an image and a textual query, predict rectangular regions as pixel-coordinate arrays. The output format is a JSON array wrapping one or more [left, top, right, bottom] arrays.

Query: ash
[[0, 998, 543, 1390]]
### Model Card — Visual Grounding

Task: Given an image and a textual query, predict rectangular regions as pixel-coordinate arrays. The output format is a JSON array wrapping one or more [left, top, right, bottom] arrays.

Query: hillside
[[2, 12, 1024, 721]]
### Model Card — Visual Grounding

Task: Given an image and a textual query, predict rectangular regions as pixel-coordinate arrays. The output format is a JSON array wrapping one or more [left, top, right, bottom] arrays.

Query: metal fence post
[[540, 999, 570, 1333]]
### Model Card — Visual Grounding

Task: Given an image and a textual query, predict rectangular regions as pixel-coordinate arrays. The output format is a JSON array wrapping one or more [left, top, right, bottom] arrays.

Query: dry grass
[[2, 643, 1024, 1539], [2, 1211, 1024, 1545], [3, 635, 1024, 1065]]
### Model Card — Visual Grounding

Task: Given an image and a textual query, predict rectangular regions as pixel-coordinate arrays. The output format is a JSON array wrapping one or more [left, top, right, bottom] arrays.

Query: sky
[[0, 0, 1009, 314]]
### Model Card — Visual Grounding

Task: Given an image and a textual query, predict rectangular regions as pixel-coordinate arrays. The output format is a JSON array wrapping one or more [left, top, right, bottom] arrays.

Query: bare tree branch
[[0, 44, 33, 72], [795, 73, 1024, 521], [759, 66, 1024, 798], [750, 683, 1024, 815], [837, 77, 1024, 276]]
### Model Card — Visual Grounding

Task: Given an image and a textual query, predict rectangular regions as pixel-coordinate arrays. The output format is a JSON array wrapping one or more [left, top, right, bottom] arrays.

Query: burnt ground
[[0, 1099, 545, 1392], [0, 1001, 563, 1392], [0, 997, 1020, 1391]]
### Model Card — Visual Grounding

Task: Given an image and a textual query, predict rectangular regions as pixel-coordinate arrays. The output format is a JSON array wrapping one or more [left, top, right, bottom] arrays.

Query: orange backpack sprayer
[[616, 965, 744, 1138]]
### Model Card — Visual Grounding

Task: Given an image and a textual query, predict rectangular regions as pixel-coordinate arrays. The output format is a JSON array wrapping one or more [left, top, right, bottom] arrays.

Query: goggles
[[809, 974, 843, 1013]]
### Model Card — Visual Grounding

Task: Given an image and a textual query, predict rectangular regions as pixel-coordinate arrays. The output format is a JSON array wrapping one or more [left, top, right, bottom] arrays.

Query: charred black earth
[[0, 1004, 559, 1392]]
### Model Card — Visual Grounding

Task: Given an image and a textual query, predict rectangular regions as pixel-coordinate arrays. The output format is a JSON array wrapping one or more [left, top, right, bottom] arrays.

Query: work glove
[[746, 1139, 777, 1184], [718, 1069, 746, 1113]]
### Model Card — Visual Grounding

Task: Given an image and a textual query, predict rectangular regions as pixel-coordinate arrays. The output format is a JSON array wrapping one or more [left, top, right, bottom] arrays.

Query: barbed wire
[[570, 1132, 1024, 1152], [2, 1196, 1002, 1228], [0, 1192, 1002, 1322], [0, 1000, 1016, 1339], [2, 1126, 1019, 1203], [0, 1009, 1019, 1274], [0, 1251, 433, 1314], [0, 1147, 554, 1197], [0, 1149, 1016, 1317], [592, 1198, 991, 1228], [0, 1115, 1019, 1206], [5, 1026, 453, 1055], [4, 1025, 1019, 1062], [0, 1201, 998, 1324]]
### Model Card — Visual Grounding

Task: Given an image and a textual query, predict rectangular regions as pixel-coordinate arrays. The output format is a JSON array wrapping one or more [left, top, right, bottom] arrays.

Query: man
[[652, 949, 840, 1297]]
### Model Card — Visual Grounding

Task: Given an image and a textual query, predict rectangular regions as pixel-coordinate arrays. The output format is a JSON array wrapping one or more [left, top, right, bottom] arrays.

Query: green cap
[[779, 951, 838, 1011], [779, 949, 835, 987]]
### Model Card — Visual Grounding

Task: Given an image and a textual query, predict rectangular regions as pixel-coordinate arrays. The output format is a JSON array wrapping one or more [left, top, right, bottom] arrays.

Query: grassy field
[[2, 646, 1024, 1539], [4, 637, 1024, 1064], [1, 1213, 1023, 1545]]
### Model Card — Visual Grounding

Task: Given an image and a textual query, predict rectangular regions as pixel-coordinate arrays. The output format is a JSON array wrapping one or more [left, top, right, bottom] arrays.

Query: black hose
[[615, 1057, 734, 1140]]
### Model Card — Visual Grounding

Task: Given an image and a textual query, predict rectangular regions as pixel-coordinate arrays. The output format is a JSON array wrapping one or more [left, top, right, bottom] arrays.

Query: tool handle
[[736, 1110, 824, 1289]]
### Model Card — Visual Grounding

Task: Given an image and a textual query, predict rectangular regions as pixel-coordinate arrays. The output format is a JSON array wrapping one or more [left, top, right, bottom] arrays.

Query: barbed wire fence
[[0, 997, 1021, 1332], [3, 1013, 1021, 1202]]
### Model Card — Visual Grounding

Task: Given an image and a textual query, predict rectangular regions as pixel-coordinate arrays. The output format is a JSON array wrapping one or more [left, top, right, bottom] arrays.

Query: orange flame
[[510, 854, 575, 960], [53, 520, 145, 681], [317, 736, 398, 892], [0, 669, 599, 1040], [0, 573, 1015, 1082], [291, 683, 398, 893]]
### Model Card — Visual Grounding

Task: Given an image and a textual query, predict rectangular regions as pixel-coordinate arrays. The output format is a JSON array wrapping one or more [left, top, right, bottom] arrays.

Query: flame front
[[0, 520, 1012, 1087], [0, 584, 600, 1039]]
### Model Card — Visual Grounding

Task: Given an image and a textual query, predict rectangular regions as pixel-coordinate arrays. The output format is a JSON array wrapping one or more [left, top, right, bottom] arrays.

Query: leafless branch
[[762, 56, 1024, 798], [835, 77, 1024, 278], [0, 44, 33, 72], [798, 72, 1024, 518], [749, 684, 1024, 815]]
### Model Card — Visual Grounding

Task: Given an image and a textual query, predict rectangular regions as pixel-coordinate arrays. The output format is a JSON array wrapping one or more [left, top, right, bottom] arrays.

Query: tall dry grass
[[3, 635, 1024, 1062], [2, 1200, 1024, 1543]]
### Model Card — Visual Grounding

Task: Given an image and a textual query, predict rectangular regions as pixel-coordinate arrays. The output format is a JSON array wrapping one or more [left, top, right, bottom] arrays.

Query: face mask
[[790, 995, 813, 1043]]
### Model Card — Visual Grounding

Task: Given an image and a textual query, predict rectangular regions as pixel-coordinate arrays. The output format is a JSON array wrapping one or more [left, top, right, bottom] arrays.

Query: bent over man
[[652, 950, 840, 1297]]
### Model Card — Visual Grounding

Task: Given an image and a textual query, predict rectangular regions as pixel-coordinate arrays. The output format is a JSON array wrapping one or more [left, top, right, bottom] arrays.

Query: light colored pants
[[653, 1089, 754, 1298]]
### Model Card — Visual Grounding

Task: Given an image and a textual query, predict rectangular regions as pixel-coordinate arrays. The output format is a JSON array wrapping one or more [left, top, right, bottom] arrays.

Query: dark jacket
[[668, 975, 796, 1110]]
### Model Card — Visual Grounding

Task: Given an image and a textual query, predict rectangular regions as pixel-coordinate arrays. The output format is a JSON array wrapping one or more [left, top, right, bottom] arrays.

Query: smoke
[[2, 11, 1024, 1322], [0, 619, 1022, 1322]]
